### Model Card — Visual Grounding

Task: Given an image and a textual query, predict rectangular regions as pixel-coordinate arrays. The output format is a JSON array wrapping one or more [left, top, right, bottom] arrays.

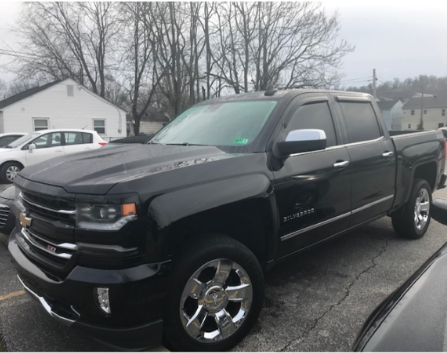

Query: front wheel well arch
[[0, 160, 25, 170], [164, 198, 276, 269]]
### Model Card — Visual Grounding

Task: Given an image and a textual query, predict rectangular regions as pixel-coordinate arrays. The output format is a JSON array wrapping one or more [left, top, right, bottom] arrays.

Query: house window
[[408, 124, 412, 129], [67, 85, 74, 97], [442, 109, 445, 116], [439, 123, 445, 128], [33, 118, 49, 131], [93, 119, 106, 134], [411, 110, 415, 115], [424, 109, 427, 114]]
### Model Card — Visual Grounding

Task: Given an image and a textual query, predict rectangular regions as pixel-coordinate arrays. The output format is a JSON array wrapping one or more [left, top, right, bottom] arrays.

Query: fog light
[[96, 287, 111, 314]]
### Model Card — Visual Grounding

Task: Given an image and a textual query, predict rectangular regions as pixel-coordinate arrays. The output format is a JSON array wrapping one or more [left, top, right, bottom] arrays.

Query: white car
[[0, 129, 106, 183], [0, 133, 27, 148]]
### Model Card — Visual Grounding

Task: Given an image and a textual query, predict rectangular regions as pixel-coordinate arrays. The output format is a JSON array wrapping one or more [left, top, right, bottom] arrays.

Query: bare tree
[[13, 2, 121, 97]]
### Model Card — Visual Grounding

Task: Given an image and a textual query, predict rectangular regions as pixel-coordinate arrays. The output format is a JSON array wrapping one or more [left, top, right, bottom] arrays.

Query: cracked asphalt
[[1, 185, 447, 352]]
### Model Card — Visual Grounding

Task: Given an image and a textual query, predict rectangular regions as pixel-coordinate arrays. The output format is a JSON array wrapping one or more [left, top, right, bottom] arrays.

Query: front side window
[[338, 102, 382, 144], [152, 101, 278, 148], [287, 102, 337, 147], [33, 118, 48, 131], [93, 120, 106, 134], [32, 132, 61, 149]]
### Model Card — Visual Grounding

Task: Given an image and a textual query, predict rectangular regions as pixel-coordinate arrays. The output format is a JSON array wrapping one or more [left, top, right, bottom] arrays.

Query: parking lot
[[0, 185, 446, 352]]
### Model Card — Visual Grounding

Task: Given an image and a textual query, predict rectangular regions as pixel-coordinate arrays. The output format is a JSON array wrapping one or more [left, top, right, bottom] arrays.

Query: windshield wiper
[[165, 143, 207, 146]]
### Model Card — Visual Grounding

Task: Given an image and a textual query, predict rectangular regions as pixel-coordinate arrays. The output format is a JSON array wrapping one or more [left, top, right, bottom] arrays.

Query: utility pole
[[372, 69, 377, 100], [419, 74, 424, 130]]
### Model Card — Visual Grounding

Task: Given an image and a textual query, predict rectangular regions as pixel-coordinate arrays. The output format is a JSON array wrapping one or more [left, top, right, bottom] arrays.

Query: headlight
[[76, 203, 137, 230]]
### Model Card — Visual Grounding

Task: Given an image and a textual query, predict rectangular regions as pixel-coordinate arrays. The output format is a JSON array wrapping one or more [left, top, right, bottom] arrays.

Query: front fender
[[148, 173, 272, 229]]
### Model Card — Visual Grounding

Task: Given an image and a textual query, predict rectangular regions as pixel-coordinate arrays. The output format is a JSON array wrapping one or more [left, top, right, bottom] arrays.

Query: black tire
[[0, 162, 22, 184], [163, 234, 264, 351], [392, 178, 432, 239]]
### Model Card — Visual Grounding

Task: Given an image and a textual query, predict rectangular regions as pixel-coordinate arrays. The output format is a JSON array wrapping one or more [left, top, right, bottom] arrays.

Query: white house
[[0, 78, 127, 141], [402, 95, 447, 131], [377, 99, 404, 130]]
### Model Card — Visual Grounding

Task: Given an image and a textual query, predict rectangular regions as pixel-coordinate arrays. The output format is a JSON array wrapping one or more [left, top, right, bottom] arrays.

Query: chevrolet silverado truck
[[8, 89, 446, 351]]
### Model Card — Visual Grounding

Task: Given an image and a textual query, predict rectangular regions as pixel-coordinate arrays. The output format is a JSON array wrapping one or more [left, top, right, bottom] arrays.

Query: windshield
[[151, 101, 278, 149], [6, 132, 41, 148]]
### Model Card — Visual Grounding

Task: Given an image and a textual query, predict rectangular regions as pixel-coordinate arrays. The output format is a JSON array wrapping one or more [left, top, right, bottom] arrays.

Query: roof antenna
[[264, 85, 277, 97]]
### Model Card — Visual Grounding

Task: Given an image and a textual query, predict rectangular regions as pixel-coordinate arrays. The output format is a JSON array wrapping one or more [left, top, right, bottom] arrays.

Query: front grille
[[16, 187, 77, 277], [0, 203, 10, 227]]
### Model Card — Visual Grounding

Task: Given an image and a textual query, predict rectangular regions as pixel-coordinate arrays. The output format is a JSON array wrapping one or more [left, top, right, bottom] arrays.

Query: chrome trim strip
[[281, 211, 351, 241], [17, 275, 76, 326], [281, 195, 394, 241], [25, 227, 77, 251], [391, 130, 436, 139], [351, 195, 394, 214], [289, 137, 385, 158], [21, 228, 73, 259], [20, 192, 76, 215]]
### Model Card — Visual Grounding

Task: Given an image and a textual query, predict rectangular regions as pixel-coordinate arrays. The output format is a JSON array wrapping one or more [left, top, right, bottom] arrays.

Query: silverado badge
[[19, 213, 32, 228]]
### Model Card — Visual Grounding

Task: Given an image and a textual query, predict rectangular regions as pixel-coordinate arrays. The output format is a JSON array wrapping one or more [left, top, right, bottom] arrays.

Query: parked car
[[8, 89, 446, 351], [438, 126, 447, 140], [0, 185, 15, 246], [0, 129, 106, 183], [354, 198, 447, 352], [0, 133, 26, 148], [107, 134, 154, 145]]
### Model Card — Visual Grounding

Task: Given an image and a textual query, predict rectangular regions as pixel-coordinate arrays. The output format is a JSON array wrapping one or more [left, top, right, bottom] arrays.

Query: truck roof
[[197, 89, 374, 105]]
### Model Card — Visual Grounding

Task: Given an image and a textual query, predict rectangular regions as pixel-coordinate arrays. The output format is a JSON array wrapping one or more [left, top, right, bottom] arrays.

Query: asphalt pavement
[[1, 185, 447, 352]]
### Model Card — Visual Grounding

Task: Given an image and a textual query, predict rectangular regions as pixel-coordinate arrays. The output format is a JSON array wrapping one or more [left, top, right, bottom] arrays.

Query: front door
[[25, 132, 64, 166], [273, 95, 352, 258]]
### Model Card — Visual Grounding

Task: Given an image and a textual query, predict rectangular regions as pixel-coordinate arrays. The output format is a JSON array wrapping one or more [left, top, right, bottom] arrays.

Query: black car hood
[[18, 144, 237, 194]]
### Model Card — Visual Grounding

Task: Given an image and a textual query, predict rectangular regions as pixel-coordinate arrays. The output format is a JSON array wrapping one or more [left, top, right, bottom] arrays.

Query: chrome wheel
[[6, 165, 20, 181], [414, 188, 430, 230], [180, 258, 253, 343]]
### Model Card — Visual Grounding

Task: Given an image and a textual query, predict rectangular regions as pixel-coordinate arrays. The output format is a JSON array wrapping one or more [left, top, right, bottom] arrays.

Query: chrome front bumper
[[17, 275, 78, 326]]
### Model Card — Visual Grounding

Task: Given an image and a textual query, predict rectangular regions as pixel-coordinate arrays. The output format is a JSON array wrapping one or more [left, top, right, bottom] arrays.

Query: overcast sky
[[1, 0, 447, 88]]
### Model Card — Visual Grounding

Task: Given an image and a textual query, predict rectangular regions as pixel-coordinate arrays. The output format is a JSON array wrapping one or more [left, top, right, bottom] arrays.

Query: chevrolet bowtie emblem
[[20, 213, 32, 228]]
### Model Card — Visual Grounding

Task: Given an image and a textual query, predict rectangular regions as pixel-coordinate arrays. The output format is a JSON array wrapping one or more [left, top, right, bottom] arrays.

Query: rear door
[[63, 131, 89, 155], [334, 96, 396, 224], [25, 132, 64, 166], [273, 94, 352, 258]]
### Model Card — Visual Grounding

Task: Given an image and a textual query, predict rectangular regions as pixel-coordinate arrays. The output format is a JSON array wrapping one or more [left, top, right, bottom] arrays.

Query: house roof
[[403, 95, 447, 110], [0, 80, 61, 109], [377, 99, 400, 111]]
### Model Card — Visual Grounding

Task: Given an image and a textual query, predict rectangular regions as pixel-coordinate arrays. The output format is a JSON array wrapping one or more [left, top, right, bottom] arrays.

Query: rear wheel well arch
[[413, 161, 437, 191], [165, 198, 275, 269]]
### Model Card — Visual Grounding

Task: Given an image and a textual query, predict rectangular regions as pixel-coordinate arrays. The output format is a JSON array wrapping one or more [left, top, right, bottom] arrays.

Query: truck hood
[[17, 144, 238, 194]]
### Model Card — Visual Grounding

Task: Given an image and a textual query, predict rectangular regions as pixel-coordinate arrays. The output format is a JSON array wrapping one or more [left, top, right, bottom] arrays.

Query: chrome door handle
[[334, 161, 350, 169], [382, 151, 394, 158]]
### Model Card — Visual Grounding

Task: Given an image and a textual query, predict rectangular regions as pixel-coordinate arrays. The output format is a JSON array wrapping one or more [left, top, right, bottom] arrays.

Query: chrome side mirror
[[276, 129, 327, 156]]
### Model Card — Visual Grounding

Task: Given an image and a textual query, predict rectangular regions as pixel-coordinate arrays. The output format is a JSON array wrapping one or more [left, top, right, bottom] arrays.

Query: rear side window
[[338, 102, 382, 143], [82, 133, 93, 144], [288, 102, 337, 147], [64, 132, 83, 145]]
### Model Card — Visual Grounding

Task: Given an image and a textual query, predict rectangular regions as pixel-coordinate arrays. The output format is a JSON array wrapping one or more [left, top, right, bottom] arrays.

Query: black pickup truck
[[8, 89, 446, 351]]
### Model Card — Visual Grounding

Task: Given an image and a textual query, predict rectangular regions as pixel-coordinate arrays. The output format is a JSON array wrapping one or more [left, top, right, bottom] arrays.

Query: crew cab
[[8, 89, 446, 351], [0, 129, 106, 183]]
